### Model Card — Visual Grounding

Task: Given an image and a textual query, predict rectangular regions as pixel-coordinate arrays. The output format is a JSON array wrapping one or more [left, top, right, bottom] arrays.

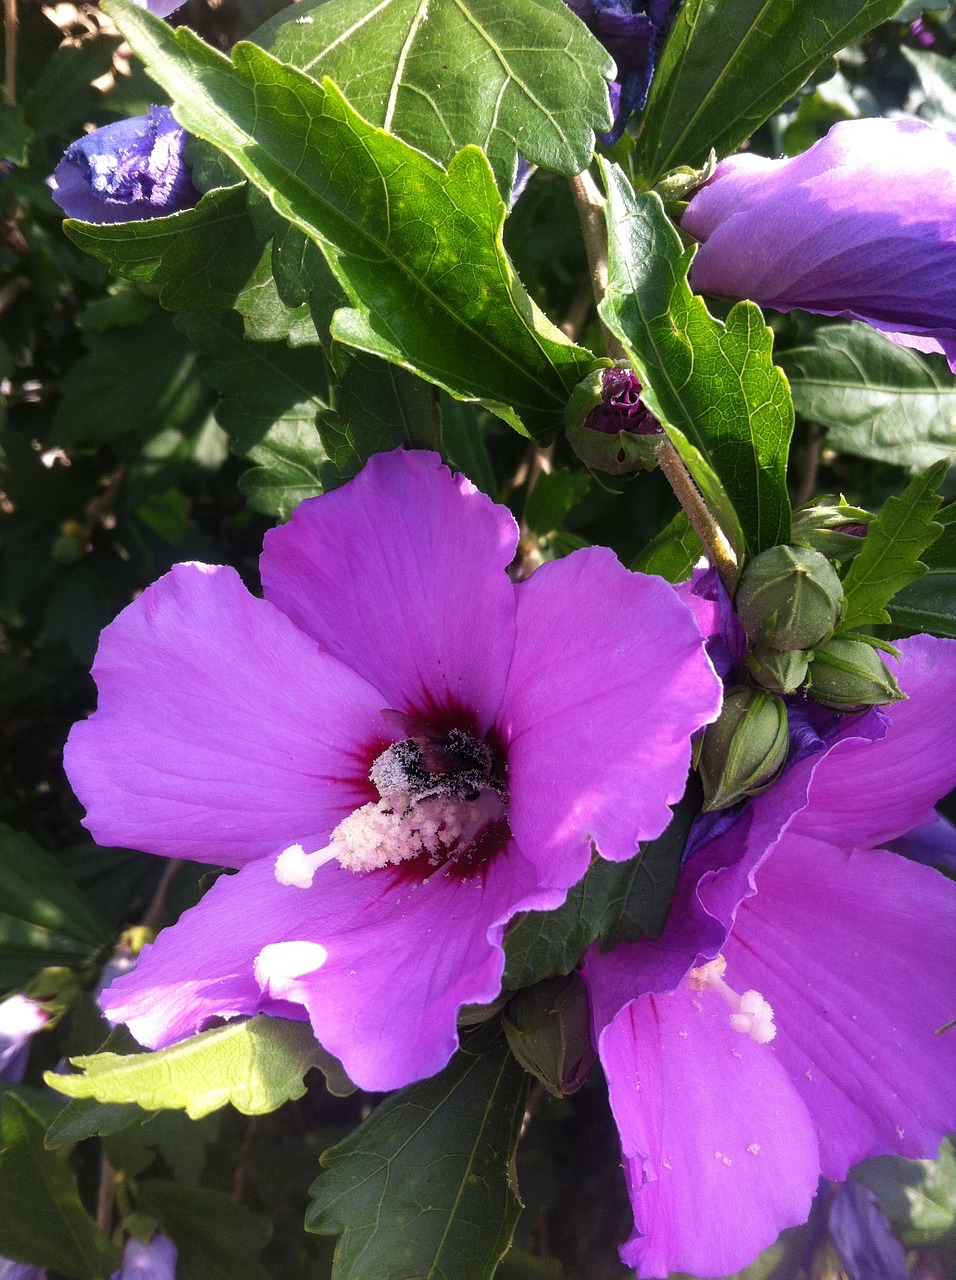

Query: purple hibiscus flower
[[52, 106, 199, 224], [565, 0, 680, 143], [0, 994, 47, 1084], [682, 118, 956, 372], [585, 633, 956, 1277], [0, 1232, 175, 1280], [110, 1234, 177, 1280], [64, 449, 720, 1093]]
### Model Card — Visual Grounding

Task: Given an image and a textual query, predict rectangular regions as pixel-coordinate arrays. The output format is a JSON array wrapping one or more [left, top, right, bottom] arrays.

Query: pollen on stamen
[[330, 793, 470, 873]]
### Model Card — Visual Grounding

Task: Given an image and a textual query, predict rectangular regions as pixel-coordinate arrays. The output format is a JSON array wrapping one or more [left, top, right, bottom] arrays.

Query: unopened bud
[[699, 687, 789, 812], [806, 636, 905, 711], [502, 973, 595, 1097], [791, 497, 872, 563], [746, 644, 809, 695], [736, 544, 844, 651], [565, 365, 666, 475]]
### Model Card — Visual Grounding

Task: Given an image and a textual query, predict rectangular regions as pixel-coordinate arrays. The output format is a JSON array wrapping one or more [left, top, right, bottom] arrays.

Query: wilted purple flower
[[586, 634, 956, 1277], [52, 106, 199, 224], [585, 367, 663, 436], [565, 0, 680, 142], [682, 118, 956, 371], [65, 449, 720, 1093], [0, 994, 48, 1083], [110, 1234, 177, 1280]]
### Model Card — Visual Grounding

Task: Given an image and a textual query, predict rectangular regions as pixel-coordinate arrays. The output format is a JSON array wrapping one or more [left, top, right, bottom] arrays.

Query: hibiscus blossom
[[65, 449, 720, 1092], [681, 118, 956, 371], [586, 634, 956, 1278]]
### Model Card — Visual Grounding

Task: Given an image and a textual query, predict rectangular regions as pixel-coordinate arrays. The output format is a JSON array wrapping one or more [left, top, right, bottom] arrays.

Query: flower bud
[[735, 544, 844, 651], [746, 644, 809, 695], [806, 636, 905, 711], [565, 365, 666, 475], [791, 497, 872, 563], [698, 687, 789, 812], [502, 973, 595, 1097]]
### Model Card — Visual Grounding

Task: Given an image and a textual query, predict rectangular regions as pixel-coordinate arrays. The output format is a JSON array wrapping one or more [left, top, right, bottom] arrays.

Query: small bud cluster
[[700, 509, 904, 811]]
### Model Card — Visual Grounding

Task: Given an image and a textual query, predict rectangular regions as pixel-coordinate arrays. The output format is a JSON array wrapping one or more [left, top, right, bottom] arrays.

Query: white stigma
[[688, 956, 777, 1044], [274, 842, 343, 889]]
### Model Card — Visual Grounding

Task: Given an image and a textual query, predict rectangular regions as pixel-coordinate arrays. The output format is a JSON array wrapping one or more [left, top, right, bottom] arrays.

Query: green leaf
[[307, 1023, 528, 1280], [631, 508, 702, 582], [0, 826, 109, 996], [884, 503, 956, 638], [53, 309, 213, 447], [524, 467, 590, 536], [318, 351, 442, 484], [253, 0, 614, 195], [0, 101, 31, 165], [137, 1180, 272, 1280], [598, 164, 792, 557], [904, 45, 956, 129], [503, 872, 610, 991], [235, 245, 319, 345], [178, 311, 331, 519], [46, 1015, 346, 1119], [0, 1094, 121, 1279], [46, 1097, 145, 1148], [504, 778, 701, 985], [781, 324, 956, 473], [63, 186, 266, 313], [634, 0, 902, 183], [104, 0, 599, 443], [839, 461, 948, 631], [593, 774, 703, 951], [854, 1139, 956, 1246]]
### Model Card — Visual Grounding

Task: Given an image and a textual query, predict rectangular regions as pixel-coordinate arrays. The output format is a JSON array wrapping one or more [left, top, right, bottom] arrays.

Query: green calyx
[[806, 635, 906, 711], [736, 544, 845, 651], [698, 687, 790, 813]]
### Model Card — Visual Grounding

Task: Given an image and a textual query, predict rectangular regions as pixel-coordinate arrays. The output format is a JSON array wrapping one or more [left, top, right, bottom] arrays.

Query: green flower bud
[[565, 365, 666, 475], [746, 644, 810, 695], [792, 496, 872, 563], [502, 973, 595, 1098], [698, 687, 789, 812], [735, 544, 844, 651], [806, 635, 905, 711]]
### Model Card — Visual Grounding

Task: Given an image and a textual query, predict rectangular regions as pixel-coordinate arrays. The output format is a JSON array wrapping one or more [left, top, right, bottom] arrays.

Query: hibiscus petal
[[260, 450, 519, 732], [65, 563, 390, 865], [724, 834, 956, 1176], [789, 635, 956, 850], [500, 547, 720, 882], [599, 984, 819, 1278], [103, 841, 563, 1092], [683, 118, 956, 369]]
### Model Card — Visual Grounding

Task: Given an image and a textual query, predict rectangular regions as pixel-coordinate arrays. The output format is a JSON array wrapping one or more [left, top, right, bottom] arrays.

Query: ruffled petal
[[103, 840, 562, 1092], [599, 984, 819, 1279], [724, 834, 956, 1176], [260, 450, 519, 732], [65, 563, 390, 865], [500, 548, 721, 884], [788, 635, 956, 850]]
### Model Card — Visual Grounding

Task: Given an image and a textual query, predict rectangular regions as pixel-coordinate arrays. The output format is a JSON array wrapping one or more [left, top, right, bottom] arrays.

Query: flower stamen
[[688, 955, 777, 1044]]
